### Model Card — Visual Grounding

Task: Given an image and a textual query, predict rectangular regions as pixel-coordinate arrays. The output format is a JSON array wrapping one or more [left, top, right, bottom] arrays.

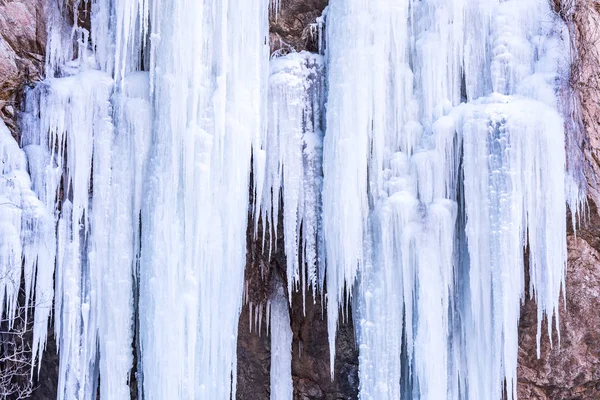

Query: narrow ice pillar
[[256, 52, 325, 309], [323, 0, 572, 399], [269, 281, 293, 400], [322, 0, 373, 376], [138, 1, 270, 398]]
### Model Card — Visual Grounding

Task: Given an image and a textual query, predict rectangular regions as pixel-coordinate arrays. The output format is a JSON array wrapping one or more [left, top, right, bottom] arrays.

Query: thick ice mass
[[0, 0, 580, 398], [18, 0, 269, 398], [255, 52, 325, 310], [0, 119, 52, 359], [323, 0, 574, 398]]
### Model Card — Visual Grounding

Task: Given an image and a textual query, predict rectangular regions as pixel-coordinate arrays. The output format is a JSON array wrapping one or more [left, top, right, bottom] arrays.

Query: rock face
[[238, 194, 358, 399], [518, 206, 600, 399], [0, 0, 45, 136], [269, 0, 328, 54], [516, 1, 600, 398], [564, 0, 600, 207], [518, 239, 600, 399]]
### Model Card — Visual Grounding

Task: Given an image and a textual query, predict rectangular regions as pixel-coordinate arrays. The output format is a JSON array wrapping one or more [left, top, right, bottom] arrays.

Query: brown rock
[[560, 0, 600, 206], [269, 0, 328, 54], [0, 0, 46, 136], [289, 290, 358, 400], [238, 172, 358, 399], [517, 1, 600, 398], [518, 202, 600, 399]]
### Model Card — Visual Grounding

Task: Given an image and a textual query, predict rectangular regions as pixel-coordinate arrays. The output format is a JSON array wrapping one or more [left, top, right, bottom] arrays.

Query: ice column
[[255, 52, 325, 308], [138, 0, 269, 398], [21, 70, 117, 399], [0, 119, 51, 347], [322, 0, 573, 399], [20, 3, 152, 396], [269, 280, 293, 400]]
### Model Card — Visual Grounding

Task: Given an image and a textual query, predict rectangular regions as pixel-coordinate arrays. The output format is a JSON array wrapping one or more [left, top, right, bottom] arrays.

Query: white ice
[[4, 0, 581, 399], [322, 0, 575, 399], [255, 51, 325, 311]]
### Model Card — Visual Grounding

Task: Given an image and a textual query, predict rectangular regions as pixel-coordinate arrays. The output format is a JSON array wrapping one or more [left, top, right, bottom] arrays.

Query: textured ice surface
[[19, 0, 269, 399], [255, 52, 325, 309], [138, 1, 268, 398], [322, 0, 574, 399], [0, 119, 52, 367], [2, 0, 580, 399], [269, 280, 293, 400]]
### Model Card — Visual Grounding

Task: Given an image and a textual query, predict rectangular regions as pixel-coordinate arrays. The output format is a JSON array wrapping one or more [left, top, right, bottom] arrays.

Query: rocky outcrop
[[563, 0, 600, 206], [0, 0, 45, 136], [237, 286, 359, 400], [518, 207, 600, 399], [269, 0, 328, 54], [238, 190, 358, 399], [517, 1, 600, 398]]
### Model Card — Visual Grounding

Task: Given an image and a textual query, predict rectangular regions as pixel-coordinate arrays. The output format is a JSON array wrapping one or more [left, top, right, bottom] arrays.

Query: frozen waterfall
[[0, 0, 581, 398], [323, 0, 576, 399]]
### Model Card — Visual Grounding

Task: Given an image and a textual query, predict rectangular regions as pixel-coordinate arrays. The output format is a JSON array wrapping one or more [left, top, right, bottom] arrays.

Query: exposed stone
[[237, 277, 359, 400], [516, 1, 600, 398], [559, 0, 600, 205], [0, 0, 46, 136], [238, 175, 358, 399], [269, 0, 328, 54], [518, 211, 600, 399], [289, 290, 359, 400], [237, 301, 272, 399]]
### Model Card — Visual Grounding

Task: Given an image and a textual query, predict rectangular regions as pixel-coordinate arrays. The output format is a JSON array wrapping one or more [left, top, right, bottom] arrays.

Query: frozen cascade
[[21, 69, 138, 399], [0, 0, 584, 399], [323, 0, 577, 399], [18, 0, 269, 399], [139, 0, 268, 398], [255, 52, 325, 309], [269, 279, 294, 400], [0, 119, 52, 358]]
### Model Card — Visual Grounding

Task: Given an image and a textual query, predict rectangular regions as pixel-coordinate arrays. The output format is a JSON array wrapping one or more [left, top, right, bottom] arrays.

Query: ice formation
[[269, 279, 294, 400], [0, 0, 580, 398], [323, 0, 575, 399], [255, 52, 325, 310], [0, 119, 52, 353], [20, 0, 269, 398]]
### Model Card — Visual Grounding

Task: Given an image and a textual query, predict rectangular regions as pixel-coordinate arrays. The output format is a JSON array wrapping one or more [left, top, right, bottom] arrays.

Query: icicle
[[29, 70, 116, 400], [91, 0, 150, 82], [269, 279, 293, 400], [9, 0, 577, 398], [323, 0, 572, 398], [0, 119, 50, 339], [139, 0, 270, 398], [310, 8, 328, 56], [255, 52, 325, 311], [323, 0, 373, 376], [45, 0, 74, 77]]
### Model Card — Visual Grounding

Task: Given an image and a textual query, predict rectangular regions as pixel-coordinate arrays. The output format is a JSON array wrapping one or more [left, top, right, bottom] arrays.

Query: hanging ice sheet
[[21, 69, 143, 400], [255, 51, 325, 310], [18, 0, 270, 399], [322, 0, 575, 398], [138, 1, 269, 398], [0, 118, 52, 365]]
